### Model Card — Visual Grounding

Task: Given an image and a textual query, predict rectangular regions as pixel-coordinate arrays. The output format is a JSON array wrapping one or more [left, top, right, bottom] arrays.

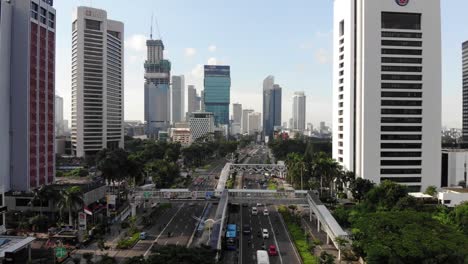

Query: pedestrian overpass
[[131, 187, 349, 259]]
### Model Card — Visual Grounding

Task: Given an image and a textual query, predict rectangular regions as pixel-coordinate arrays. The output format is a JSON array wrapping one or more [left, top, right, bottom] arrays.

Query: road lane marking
[[164, 241, 168, 245], [144, 203, 185, 257], [267, 206, 283, 264], [176, 241, 179, 246]]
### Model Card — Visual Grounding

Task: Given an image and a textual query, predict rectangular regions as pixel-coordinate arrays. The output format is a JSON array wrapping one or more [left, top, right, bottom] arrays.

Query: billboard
[[78, 212, 87, 231]]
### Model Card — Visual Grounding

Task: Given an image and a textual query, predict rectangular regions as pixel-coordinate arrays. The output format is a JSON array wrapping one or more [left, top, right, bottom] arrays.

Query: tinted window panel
[[381, 126, 422, 132], [381, 40, 422, 47], [381, 74, 422, 81], [381, 12, 421, 30], [381, 117, 422, 123], [381, 169, 422, 174], [382, 49, 422, 55], [381, 152, 421, 157], [381, 134, 422, 140], [381, 109, 422, 115], [381, 160, 422, 166], [381, 31, 422, 38], [381, 92, 422, 98], [381, 177, 422, 183], [382, 57, 422, 64], [381, 66, 422, 72], [381, 83, 422, 89], [381, 143, 422, 149]]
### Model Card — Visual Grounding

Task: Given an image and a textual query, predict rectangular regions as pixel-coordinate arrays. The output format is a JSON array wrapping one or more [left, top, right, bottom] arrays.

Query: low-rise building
[[170, 128, 191, 146], [441, 149, 468, 187], [189, 112, 215, 142], [437, 188, 468, 207]]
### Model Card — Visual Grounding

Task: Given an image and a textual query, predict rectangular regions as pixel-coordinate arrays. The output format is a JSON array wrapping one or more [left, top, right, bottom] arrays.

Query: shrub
[[116, 232, 140, 249]]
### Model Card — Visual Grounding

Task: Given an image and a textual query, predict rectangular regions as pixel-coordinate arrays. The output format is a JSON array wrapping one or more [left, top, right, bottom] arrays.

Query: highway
[[223, 145, 302, 264]]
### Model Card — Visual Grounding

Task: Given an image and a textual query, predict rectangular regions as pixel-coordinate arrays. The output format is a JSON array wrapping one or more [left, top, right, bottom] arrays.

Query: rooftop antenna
[[150, 13, 153, 40], [154, 12, 162, 40]]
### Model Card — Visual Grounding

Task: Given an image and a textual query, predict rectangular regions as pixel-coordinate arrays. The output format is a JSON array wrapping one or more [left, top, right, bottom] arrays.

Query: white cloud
[[190, 64, 204, 79], [125, 34, 147, 52], [185, 48, 197, 57], [314, 49, 329, 64], [208, 45, 217, 52], [207, 57, 218, 65]]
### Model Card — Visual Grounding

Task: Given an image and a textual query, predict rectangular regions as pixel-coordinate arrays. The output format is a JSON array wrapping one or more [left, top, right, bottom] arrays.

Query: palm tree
[[29, 185, 58, 215], [312, 153, 342, 197], [57, 186, 84, 227]]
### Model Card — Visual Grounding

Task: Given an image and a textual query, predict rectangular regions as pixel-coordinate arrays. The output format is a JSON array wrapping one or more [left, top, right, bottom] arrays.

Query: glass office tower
[[203, 65, 231, 125]]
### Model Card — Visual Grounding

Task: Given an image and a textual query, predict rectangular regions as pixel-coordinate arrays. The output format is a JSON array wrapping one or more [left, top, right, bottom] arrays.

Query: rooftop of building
[[442, 148, 468, 152], [442, 187, 468, 193], [0, 236, 35, 258]]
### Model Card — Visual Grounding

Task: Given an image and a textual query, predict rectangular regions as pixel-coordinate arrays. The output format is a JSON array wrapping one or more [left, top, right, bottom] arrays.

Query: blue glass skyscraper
[[203, 65, 231, 126], [263, 75, 282, 139]]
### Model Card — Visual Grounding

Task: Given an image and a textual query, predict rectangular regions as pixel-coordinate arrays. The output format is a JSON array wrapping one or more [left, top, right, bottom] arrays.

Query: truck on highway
[[256, 250, 270, 264]]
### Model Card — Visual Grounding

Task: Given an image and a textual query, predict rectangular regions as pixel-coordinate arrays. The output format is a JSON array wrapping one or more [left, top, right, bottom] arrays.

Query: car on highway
[[139, 232, 147, 240], [262, 228, 269, 239], [243, 185, 247, 189], [256, 203, 262, 207], [257, 250, 270, 264], [263, 208, 269, 216], [243, 224, 252, 234], [252, 207, 258, 215], [268, 245, 278, 256]]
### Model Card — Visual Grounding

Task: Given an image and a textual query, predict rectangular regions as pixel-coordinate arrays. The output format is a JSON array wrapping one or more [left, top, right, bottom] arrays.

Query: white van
[[256, 250, 270, 264], [263, 208, 269, 216], [252, 207, 258, 215]]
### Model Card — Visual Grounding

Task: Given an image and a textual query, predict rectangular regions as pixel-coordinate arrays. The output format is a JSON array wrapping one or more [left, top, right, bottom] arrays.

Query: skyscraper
[[189, 112, 215, 142], [172, 75, 185, 124], [233, 103, 242, 124], [203, 65, 231, 126], [187, 85, 201, 115], [1, 0, 56, 191], [263, 76, 282, 139], [292, 92, 306, 131], [242, 109, 254, 134], [463, 41, 468, 142], [71, 7, 124, 157], [248, 112, 262, 135], [333, 0, 441, 191], [144, 38, 171, 138], [55, 95, 64, 136]]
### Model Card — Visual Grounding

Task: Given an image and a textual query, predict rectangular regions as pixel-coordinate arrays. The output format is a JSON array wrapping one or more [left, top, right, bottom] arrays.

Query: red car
[[268, 245, 278, 256]]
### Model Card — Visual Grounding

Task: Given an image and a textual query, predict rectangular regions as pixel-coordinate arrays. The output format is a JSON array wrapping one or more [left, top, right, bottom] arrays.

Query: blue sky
[[56, 0, 466, 128]]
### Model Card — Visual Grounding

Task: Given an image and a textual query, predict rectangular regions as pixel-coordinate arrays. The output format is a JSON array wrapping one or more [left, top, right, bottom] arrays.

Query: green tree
[[424, 185, 438, 196], [348, 178, 374, 202], [364, 180, 407, 210], [451, 202, 468, 235], [29, 185, 56, 215], [319, 251, 335, 264], [351, 211, 468, 264], [312, 152, 341, 196], [145, 160, 180, 188], [56, 186, 84, 226]]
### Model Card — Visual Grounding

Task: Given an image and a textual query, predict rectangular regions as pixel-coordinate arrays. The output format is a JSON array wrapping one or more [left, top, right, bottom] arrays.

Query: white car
[[256, 203, 263, 207], [262, 228, 269, 239], [252, 207, 258, 215], [263, 208, 269, 216]]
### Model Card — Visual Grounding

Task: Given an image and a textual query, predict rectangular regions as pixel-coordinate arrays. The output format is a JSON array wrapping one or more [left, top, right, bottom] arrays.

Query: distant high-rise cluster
[[71, 6, 124, 157]]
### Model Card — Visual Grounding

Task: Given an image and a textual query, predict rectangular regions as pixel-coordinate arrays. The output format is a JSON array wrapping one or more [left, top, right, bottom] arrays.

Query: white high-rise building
[[242, 109, 254, 134], [71, 7, 124, 157], [248, 112, 262, 135], [292, 92, 306, 131], [189, 112, 214, 142], [55, 95, 64, 136], [333, 0, 441, 191], [233, 103, 242, 123], [172, 75, 185, 124]]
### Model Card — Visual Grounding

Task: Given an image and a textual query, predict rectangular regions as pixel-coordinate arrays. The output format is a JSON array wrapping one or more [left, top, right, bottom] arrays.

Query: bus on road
[[226, 224, 237, 250], [256, 250, 270, 264]]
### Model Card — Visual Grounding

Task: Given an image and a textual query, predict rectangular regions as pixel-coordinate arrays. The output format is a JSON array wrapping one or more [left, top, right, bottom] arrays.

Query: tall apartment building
[[242, 109, 254, 134], [333, 0, 441, 191], [144, 39, 171, 137], [263, 75, 282, 139], [462, 41, 468, 142], [233, 103, 242, 123], [71, 7, 124, 157], [187, 85, 200, 115], [189, 112, 215, 142], [292, 92, 306, 131], [55, 95, 64, 136], [0, 0, 56, 192], [172, 75, 185, 124], [248, 112, 262, 135], [204, 65, 231, 126]]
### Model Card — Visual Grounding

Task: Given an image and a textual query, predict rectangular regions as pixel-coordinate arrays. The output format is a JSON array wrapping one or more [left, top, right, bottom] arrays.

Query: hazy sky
[[55, 0, 466, 128]]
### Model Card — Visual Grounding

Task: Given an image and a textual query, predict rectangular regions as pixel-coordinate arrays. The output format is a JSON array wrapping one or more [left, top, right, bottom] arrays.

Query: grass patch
[[278, 206, 319, 264], [116, 232, 140, 249], [267, 179, 277, 190], [226, 178, 234, 189]]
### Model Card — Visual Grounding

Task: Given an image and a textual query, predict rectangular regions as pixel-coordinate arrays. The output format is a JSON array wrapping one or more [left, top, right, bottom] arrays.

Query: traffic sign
[[144, 191, 150, 198], [55, 247, 67, 258]]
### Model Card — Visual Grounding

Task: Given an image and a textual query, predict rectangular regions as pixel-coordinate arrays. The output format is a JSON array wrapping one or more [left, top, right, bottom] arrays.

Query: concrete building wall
[[333, 0, 441, 191]]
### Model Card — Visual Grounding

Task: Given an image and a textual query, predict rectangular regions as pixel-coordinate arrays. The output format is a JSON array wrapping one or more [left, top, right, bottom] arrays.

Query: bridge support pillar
[[309, 209, 312, 222], [131, 203, 137, 217], [317, 219, 320, 231], [326, 234, 330, 245]]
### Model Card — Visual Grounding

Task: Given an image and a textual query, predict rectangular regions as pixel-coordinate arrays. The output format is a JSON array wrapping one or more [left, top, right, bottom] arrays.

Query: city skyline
[[53, 0, 468, 129]]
